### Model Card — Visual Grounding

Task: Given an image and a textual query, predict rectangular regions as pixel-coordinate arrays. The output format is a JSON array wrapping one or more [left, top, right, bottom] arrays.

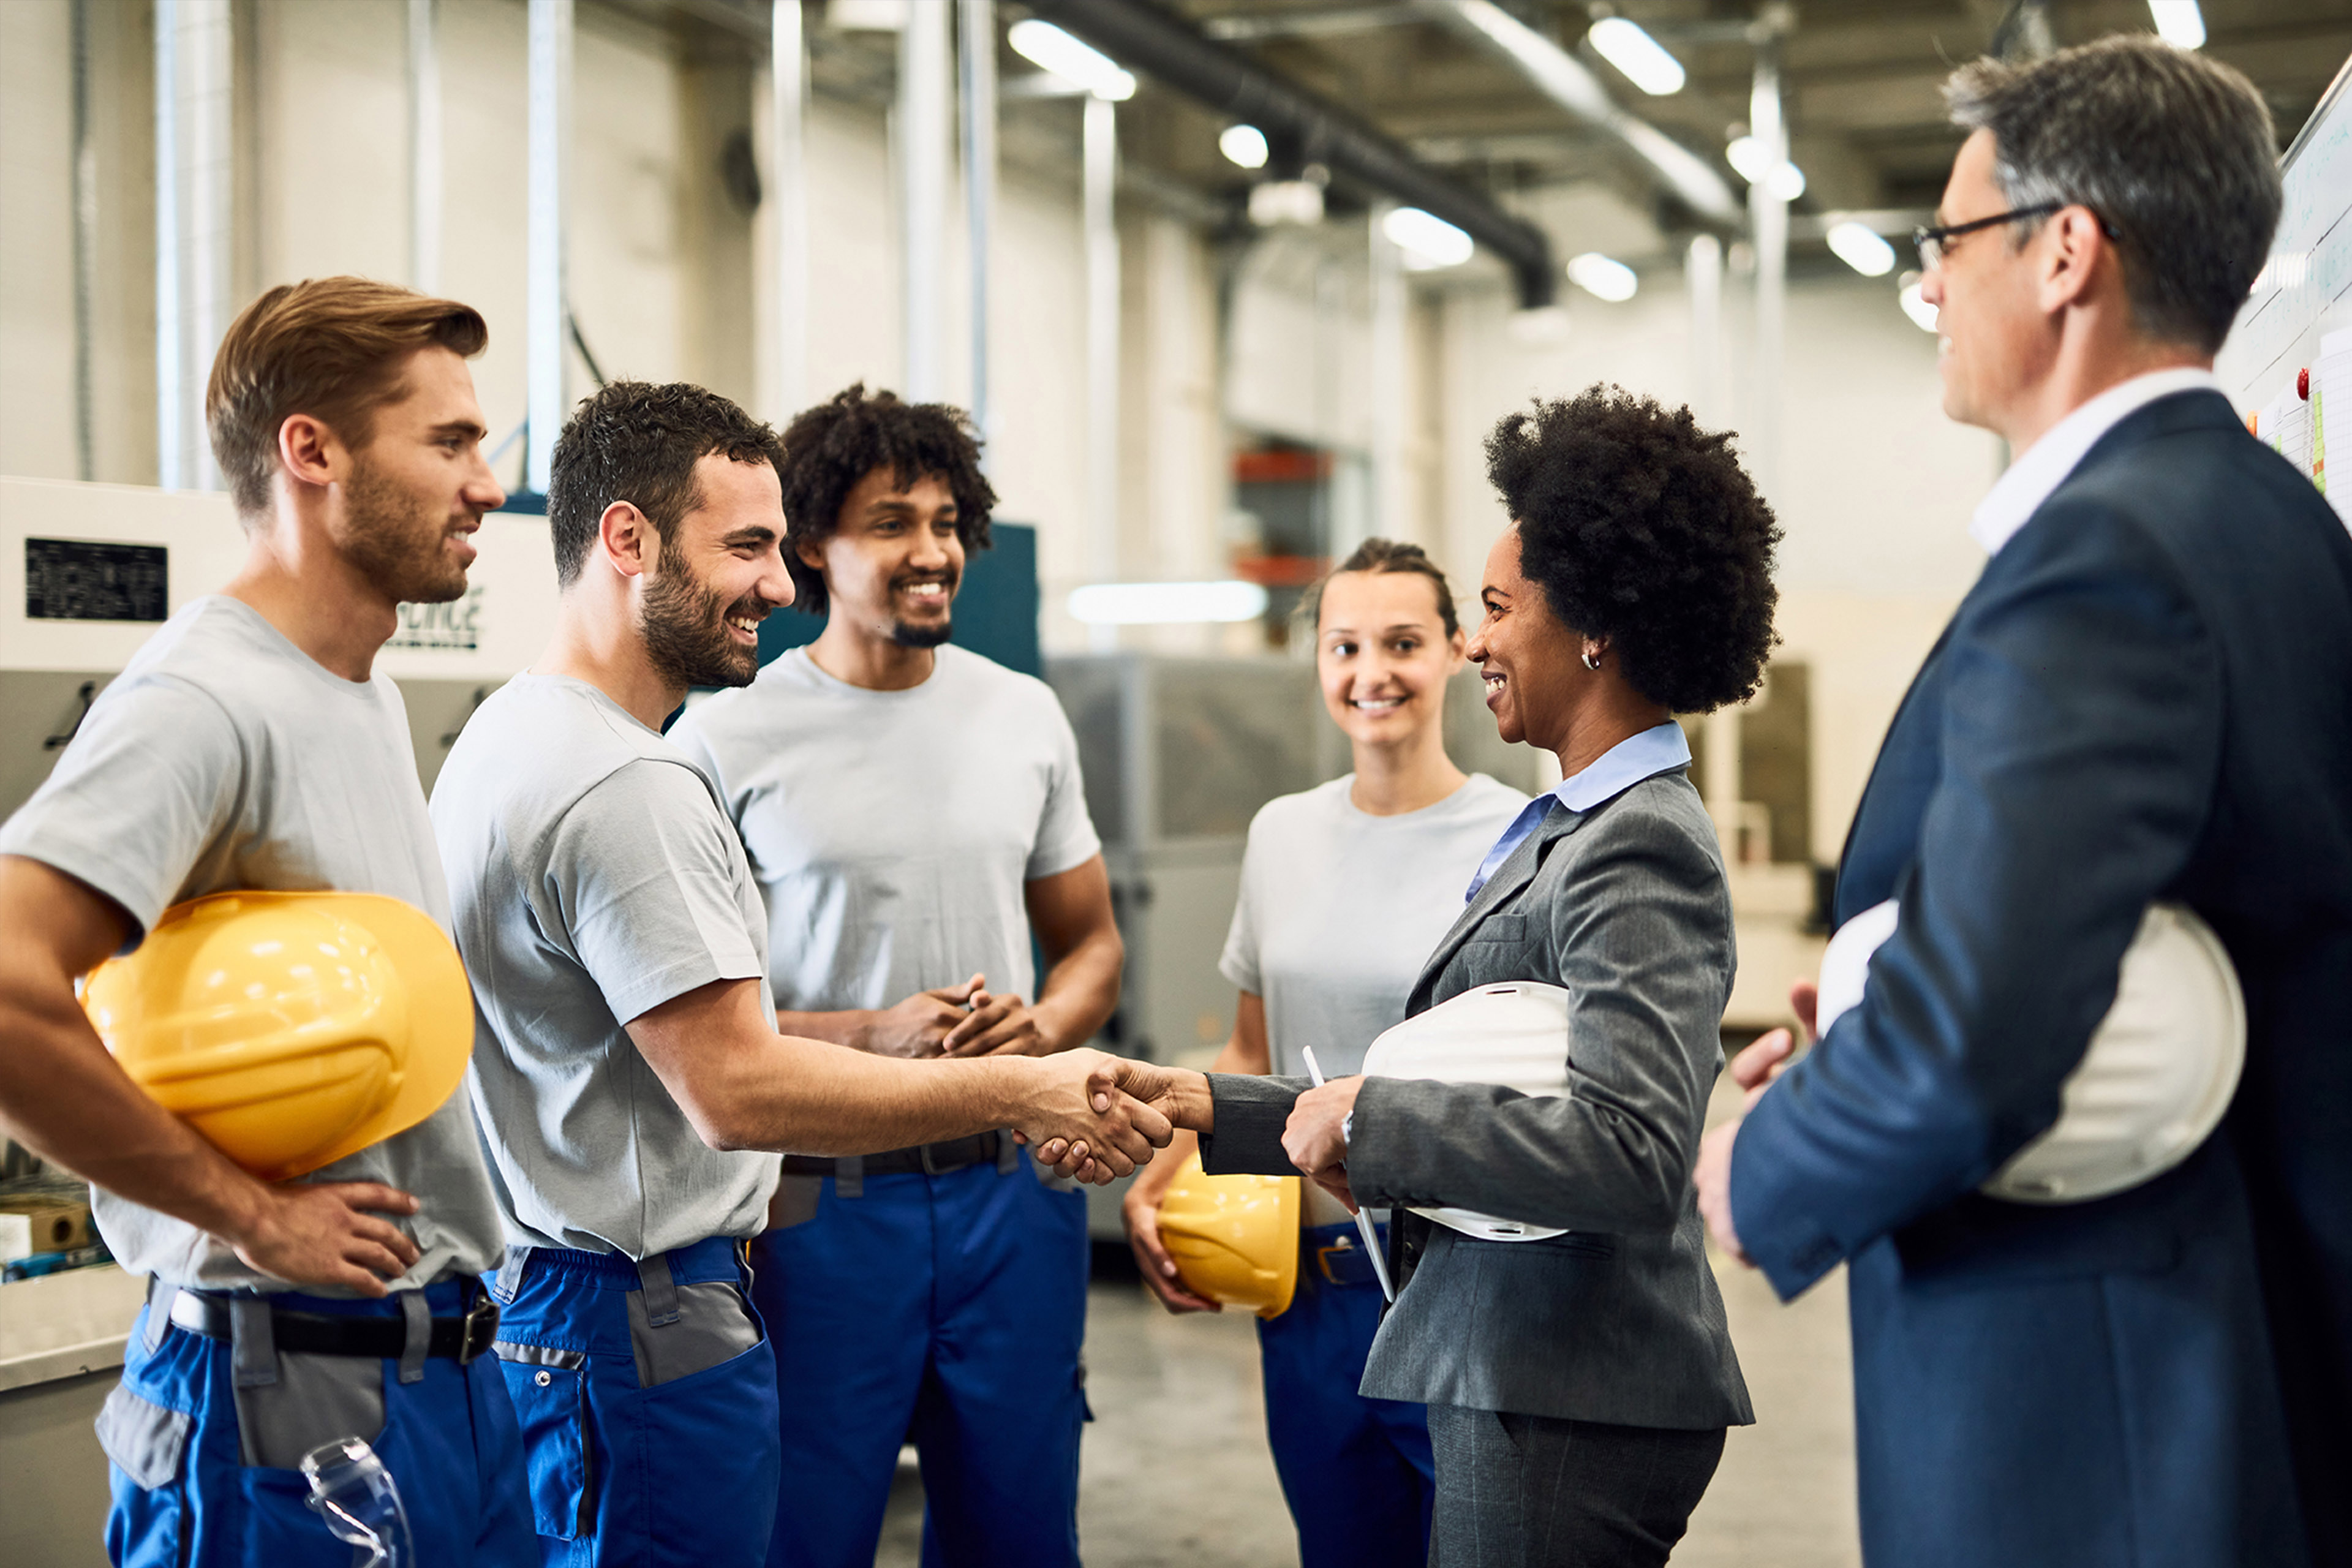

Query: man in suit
[[1692, 35, 2352, 1567]]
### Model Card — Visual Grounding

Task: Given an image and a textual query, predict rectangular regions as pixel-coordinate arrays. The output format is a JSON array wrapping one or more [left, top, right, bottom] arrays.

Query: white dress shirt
[[1969, 368, 2225, 558]]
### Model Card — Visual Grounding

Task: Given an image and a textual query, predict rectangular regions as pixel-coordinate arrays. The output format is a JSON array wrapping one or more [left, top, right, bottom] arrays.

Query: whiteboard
[[2217, 50, 2352, 527]]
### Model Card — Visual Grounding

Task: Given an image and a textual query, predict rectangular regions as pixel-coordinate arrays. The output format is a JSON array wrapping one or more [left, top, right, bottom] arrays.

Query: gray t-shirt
[[1221, 774, 1531, 1080], [430, 674, 782, 1258], [0, 597, 507, 1292], [670, 645, 1101, 1012]]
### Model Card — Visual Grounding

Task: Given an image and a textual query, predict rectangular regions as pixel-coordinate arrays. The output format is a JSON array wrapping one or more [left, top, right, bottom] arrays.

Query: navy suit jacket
[[1729, 390, 2352, 1568]]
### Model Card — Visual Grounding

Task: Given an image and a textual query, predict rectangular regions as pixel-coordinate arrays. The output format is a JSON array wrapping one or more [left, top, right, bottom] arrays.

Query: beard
[[889, 615, 953, 650], [884, 569, 957, 649], [642, 544, 763, 690], [341, 454, 472, 605]]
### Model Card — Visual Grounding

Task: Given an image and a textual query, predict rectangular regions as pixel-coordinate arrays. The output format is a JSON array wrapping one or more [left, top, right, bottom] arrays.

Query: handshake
[[1008, 1052, 1215, 1184]]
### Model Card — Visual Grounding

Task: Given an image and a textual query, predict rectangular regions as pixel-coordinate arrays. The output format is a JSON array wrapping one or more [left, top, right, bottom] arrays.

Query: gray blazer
[[1202, 769, 1753, 1429]]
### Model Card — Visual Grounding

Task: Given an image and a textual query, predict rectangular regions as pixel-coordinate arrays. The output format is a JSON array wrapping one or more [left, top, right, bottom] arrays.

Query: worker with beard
[[431, 382, 1168, 1566], [0, 278, 533, 1566], [669, 384, 1122, 1568]]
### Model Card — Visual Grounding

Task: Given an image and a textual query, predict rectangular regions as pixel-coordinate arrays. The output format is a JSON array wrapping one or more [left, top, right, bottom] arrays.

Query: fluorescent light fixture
[[1068, 581, 1269, 625], [1826, 221, 1898, 277], [1249, 180, 1325, 227], [1220, 123, 1269, 170], [1382, 206, 1475, 270], [829, 0, 909, 29], [1566, 252, 1638, 303], [1586, 17, 1685, 96], [1007, 19, 1136, 101], [1898, 277, 1939, 333], [2147, 0, 2206, 48], [1726, 135, 1806, 202]]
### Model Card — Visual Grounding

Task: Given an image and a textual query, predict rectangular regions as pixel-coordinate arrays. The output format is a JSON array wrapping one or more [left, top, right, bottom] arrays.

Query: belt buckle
[[458, 1292, 499, 1365], [918, 1141, 944, 1176]]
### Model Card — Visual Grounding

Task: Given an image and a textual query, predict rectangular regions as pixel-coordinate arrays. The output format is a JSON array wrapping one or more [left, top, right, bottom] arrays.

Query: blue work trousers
[[100, 1278, 535, 1567], [489, 1235, 780, 1568], [1257, 1219, 1436, 1568], [750, 1153, 1090, 1568]]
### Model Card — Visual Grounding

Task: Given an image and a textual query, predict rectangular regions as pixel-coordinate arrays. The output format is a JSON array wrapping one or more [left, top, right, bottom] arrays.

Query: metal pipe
[[769, 0, 809, 418], [1022, 0, 1556, 309], [959, 0, 997, 437], [1749, 44, 1787, 499], [154, 0, 233, 492], [1418, 0, 1742, 227], [526, 0, 572, 495], [1084, 92, 1118, 648], [1686, 233, 1722, 426], [1370, 202, 1408, 543], [899, 0, 951, 401], [408, 0, 442, 293], [72, 0, 96, 482]]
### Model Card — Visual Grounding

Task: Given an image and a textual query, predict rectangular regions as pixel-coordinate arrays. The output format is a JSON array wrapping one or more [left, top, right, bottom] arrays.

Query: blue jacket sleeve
[[1729, 500, 2223, 1300]]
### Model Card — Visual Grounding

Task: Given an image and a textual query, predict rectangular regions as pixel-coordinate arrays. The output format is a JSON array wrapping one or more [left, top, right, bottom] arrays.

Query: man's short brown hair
[[206, 277, 489, 518]]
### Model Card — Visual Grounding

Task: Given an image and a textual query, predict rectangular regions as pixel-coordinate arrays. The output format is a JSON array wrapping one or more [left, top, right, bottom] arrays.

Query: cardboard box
[[0, 1197, 92, 1264]]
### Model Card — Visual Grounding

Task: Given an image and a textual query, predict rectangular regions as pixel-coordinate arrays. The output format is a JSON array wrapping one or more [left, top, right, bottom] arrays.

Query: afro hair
[[777, 383, 997, 616], [1483, 386, 1780, 714]]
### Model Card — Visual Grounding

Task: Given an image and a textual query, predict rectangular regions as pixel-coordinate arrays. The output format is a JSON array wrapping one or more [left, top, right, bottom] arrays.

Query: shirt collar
[[1552, 720, 1692, 812], [1968, 368, 2223, 558]]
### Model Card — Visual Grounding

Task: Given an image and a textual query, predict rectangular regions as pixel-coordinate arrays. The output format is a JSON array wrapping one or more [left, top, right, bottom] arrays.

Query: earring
[[1581, 648, 1602, 671]]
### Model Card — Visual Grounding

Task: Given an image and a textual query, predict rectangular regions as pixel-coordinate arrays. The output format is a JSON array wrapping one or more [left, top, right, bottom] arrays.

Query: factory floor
[[876, 1246, 1861, 1566]]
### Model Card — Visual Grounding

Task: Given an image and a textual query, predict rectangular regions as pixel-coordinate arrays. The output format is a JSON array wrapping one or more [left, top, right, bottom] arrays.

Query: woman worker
[[1121, 538, 1529, 1568], [1106, 386, 1782, 1567]]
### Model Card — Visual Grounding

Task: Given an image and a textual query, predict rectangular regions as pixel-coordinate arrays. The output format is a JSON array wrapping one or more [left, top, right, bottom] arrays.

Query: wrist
[[1178, 1069, 1215, 1134]]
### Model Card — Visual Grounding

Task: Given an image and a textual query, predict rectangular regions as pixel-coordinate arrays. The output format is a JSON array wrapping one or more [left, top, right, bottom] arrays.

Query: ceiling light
[[1726, 135, 1806, 202], [1249, 180, 1325, 227], [2147, 0, 2206, 48], [1382, 206, 1475, 270], [1068, 581, 1270, 625], [1007, 20, 1136, 101], [1566, 252, 1638, 302], [1898, 274, 1939, 333], [1219, 124, 1269, 170], [1586, 18, 1685, 96], [1826, 221, 1898, 277]]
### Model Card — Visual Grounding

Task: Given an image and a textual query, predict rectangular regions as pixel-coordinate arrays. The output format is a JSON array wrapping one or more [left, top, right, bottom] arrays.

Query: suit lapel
[[1409, 804, 1589, 1010]]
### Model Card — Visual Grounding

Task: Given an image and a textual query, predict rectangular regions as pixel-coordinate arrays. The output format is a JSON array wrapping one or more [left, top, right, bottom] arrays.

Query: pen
[[1301, 1046, 1396, 1303]]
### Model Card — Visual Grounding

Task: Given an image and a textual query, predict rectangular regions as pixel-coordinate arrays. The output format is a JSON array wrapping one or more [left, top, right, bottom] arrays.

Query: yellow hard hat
[[82, 891, 475, 1182], [1154, 1155, 1299, 1319]]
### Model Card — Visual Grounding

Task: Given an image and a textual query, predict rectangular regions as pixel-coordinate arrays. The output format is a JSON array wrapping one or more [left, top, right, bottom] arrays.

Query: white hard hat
[[1813, 899, 2245, 1204], [1360, 982, 1574, 1243]]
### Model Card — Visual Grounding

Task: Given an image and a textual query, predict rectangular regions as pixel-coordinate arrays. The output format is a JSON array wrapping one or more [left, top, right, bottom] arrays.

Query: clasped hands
[[1028, 1061, 1362, 1204]]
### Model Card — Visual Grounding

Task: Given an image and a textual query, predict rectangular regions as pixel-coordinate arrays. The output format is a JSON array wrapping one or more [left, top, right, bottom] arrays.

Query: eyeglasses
[[1912, 203, 2090, 270]]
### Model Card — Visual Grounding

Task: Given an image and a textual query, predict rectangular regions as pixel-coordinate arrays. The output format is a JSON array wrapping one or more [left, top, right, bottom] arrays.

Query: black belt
[[780, 1130, 1002, 1178], [168, 1288, 499, 1365]]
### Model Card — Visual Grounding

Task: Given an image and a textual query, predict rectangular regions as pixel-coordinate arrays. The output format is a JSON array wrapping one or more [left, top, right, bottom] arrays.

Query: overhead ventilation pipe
[[1021, 0, 1556, 308]]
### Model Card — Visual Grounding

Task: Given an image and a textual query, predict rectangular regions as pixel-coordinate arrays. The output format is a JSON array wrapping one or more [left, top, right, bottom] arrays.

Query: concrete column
[[153, 0, 233, 491]]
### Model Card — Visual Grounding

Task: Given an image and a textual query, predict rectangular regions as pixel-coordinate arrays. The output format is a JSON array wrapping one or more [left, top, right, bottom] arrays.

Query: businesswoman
[[1116, 385, 1782, 1567], [1121, 538, 1527, 1568]]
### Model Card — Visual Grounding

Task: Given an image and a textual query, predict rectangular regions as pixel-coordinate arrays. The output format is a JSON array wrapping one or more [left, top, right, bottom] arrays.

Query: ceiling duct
[[1021, 0, 1557, 308], [1415, 0, 1743, 227]]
